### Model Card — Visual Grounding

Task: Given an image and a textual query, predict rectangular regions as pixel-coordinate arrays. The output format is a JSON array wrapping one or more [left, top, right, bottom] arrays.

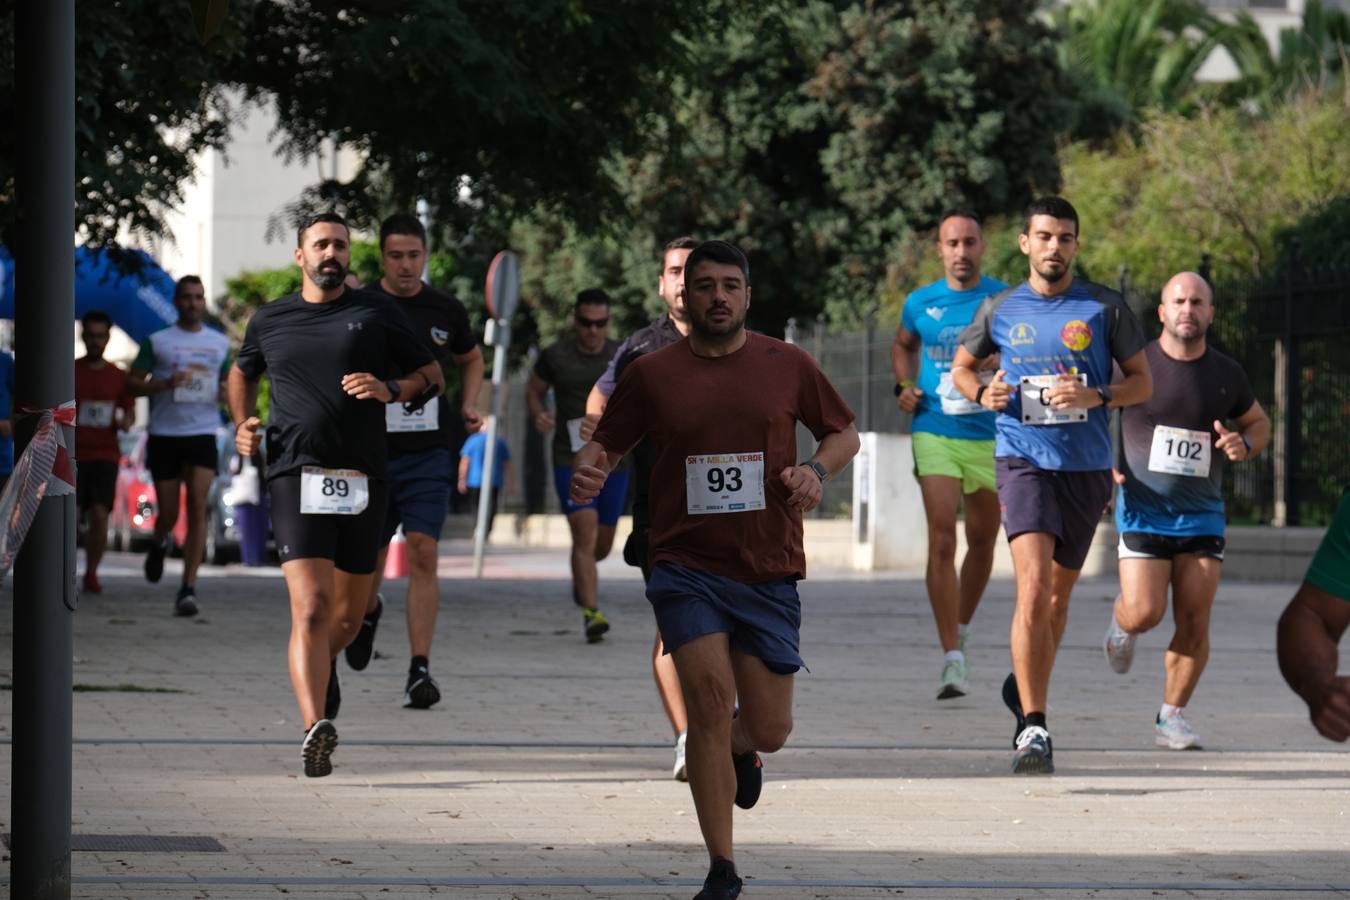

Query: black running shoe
[[1002, 672, 1025, 749], [403, 663, 441, 709], [344, 595, 382, 671], [325, 659, 341, 721], [1012, 724, 1055, 775], [732, 750, 763, 810], [144, 537, 170, 584], [694, 857, 743, 900], [301, 719, 338, 777], [173, 584, 198, 617]]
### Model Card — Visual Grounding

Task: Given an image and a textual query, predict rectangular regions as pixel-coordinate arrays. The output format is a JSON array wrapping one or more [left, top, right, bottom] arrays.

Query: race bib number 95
[[686, 452, 766, 515], [386, 401, 438, 433], [300, 466, 369, 515]]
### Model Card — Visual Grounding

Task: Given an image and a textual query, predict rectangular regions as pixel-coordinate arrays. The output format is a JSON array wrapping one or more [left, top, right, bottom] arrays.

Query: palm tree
[[1053, 0, 1230, 138], [1215, 0, 1349, 107]]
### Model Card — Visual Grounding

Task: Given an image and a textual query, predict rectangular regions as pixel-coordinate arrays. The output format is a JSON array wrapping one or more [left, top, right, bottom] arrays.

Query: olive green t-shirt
[[533, 337, 621, 463]]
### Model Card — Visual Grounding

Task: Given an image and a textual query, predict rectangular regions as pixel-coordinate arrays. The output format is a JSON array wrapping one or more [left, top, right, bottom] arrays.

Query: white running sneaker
[[936, 657, 968, 700], [672, 731, 688, 782], [1155, 713, 1202, 750], [1104, 615, 1137, 674]]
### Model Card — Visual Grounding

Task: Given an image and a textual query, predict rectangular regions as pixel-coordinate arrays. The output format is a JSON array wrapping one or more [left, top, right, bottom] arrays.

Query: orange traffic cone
[[384, 524, 409, 580]]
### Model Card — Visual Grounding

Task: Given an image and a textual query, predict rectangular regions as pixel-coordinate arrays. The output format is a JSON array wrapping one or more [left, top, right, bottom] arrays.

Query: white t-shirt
[[133, 325, 232, 437]]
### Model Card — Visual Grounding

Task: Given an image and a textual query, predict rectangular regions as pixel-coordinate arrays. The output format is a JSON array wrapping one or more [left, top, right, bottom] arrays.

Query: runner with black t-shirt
[[228, 213, 442, 778], [1105, 271, 1269, 750], [342, 214, 484, 712]]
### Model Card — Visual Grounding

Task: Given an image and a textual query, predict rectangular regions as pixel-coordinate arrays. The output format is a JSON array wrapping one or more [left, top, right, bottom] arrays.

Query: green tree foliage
[[1060, 89, 1350, 285], [1216, 0, 1350, 107], [0, 0, 250, 248], [231, 0, 706, 238], [499, 0, 1068, 345]]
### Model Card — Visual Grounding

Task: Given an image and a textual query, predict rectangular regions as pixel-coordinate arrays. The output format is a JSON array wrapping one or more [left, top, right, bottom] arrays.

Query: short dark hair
[[1022, 196, 1079, 236], [575, 288, 611, 312], [297, 212, 349, 247], [81, 309, 113, 331], [379, 213, 426, 251], [173, 275, 204, 301], [663, 235, 699, 254], [938, 208, 982, 231], [684, 240, 750, 285]]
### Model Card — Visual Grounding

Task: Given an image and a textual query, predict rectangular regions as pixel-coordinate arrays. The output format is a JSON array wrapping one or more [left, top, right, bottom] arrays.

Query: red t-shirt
[[74, 360, 133, 462], [593, 332, 854, 582]]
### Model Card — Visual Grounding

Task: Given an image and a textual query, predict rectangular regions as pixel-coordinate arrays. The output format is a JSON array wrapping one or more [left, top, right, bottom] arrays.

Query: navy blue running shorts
[[554, 465, 629, 525], [996, 456, 1112, 571], [646, 561, 805, 675], [381, 446, 453, 543]]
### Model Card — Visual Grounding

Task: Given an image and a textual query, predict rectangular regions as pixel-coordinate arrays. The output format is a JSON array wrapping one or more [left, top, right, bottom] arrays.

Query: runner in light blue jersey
[[892, 210, 1005, 701]]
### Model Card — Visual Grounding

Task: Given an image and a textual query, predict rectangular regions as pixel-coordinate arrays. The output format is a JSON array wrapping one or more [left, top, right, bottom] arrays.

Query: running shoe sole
[[732, 750, 762, 809], [1002, 672, 1025, 748], [301, 719, 338, 777], [1012, 745, 1055, 774], [404, 673, 441, 709], [937, 683, 967, 700]]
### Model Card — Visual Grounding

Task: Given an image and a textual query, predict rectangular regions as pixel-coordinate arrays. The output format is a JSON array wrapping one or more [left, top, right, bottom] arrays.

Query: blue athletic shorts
[[554, 465, 629, 526], [646, 562, 805, 675], [381, 446, 453, 543]]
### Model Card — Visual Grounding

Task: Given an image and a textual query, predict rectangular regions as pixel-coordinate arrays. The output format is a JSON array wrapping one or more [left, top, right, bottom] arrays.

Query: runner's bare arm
[[227, 363, 261, 457], [780, 424, 861, 513], [454, 347, 485, 432], [570, 440, 622, 503], [1104, 349, 1151, 408], [1218, 399, 1271, 461], [580, 385, 608, 441], [526, 374, 554, 433], [891, 323, 923, 413], [949, 347, 989, 402], [1277, 581, 1350, 742]]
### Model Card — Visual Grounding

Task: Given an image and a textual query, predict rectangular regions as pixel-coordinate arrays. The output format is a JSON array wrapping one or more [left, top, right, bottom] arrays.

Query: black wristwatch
[[1096, 385, 1113, 407], [385, 378, 403, 404], [799, 460, 828, 483]]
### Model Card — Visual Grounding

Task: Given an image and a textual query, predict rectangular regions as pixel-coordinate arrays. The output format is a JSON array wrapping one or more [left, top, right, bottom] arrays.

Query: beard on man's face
[[311, 259, 347, 289]]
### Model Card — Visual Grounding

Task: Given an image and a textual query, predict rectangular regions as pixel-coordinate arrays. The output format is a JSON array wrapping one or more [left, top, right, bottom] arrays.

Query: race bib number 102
[[686, 452, 766, 515], [1148, 424, 1212, 477], [300, 467, 370, 515]]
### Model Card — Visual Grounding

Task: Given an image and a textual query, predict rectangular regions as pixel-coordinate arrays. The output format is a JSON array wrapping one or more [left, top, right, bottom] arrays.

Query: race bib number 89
[[1148, 425, 1212, 477], [300, 467, 369, 515], [686, 452, 766, 515]]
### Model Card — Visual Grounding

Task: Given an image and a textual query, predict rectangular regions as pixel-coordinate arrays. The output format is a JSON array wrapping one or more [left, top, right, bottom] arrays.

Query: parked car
[[108, 430, 187, 553]]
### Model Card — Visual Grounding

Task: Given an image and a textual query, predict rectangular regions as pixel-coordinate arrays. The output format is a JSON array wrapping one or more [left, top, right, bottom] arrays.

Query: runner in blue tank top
[[951, 196, 1153, 774], [891, 210, 1005, 701]]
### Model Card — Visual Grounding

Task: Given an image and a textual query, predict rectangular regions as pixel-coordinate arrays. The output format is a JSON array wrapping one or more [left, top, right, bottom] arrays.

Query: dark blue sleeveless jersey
[[958, 278, 1147, 471]]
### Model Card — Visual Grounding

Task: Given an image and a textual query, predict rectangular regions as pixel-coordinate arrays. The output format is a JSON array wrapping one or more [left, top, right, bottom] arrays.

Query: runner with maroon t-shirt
[[75, 309, 135, 593], [573, 241, 859, 900]]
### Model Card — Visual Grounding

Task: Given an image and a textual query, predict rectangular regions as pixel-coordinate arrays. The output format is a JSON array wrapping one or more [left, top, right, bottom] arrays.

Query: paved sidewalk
[[0, 538, 1347, 899]]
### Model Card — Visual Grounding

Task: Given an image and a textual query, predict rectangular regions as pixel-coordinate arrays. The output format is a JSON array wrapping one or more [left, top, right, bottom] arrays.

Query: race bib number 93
[[685, 452, 766, 515]]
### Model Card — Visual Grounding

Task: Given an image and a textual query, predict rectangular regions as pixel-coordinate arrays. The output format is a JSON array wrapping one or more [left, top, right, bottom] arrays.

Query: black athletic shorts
[[77, 459, 118, 511], [146, 434, 218, 483], [267, 474, 389, 575], [1118, 531, 1225, 561], [996, 456, 1112, 571]]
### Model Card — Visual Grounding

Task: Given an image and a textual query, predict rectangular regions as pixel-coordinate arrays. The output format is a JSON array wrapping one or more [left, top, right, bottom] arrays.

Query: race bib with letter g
[[1020, 374, 1088, 426]]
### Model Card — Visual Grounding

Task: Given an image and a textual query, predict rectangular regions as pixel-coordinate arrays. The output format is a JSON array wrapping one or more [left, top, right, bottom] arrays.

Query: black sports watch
[[385, 378, 403, 404], [1096, 385, 1113, 407], [799, 460, 828, 483]]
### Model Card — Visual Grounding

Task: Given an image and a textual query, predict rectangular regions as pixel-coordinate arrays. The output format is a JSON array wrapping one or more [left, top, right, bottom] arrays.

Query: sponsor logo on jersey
[[1009, 322, 1037, 346], [430, 327, 448, 346], [926, 306, 945, 321], [1060, 319, 1092, 351]]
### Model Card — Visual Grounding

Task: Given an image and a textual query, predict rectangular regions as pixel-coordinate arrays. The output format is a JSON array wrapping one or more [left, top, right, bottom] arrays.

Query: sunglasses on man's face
[[576, 315, 609, 328]]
